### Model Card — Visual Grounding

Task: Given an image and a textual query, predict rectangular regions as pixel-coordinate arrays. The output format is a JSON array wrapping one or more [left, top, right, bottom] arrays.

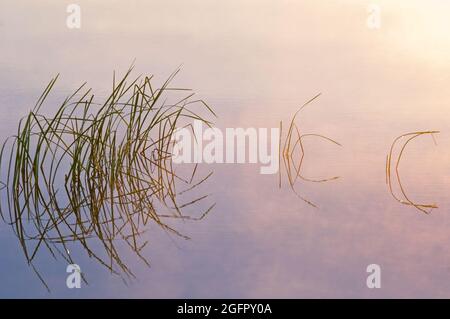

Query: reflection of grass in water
[[386, 131, 439, 214], [279, 93, 341, 207], [0, 66, 215, 290]]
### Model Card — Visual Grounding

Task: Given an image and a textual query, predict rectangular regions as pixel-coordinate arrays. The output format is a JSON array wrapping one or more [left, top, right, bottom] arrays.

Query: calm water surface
[[1, 0, 450, 297]]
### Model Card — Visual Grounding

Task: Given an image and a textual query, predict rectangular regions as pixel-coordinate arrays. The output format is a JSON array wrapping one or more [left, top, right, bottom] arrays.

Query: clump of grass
[[386, 131, 439, 214], [279, 93, 341, 207], [0, 66, 216, 290]]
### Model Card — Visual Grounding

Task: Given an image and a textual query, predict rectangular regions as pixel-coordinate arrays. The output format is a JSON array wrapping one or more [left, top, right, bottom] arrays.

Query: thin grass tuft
[[280, 94, 341, 207], [0, 67, 216, 290], [386, 131, 439, 214]]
